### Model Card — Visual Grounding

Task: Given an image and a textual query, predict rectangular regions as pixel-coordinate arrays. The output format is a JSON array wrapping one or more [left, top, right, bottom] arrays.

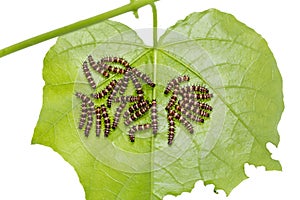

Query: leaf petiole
[[151, 3, 158, 100], [151, 3, 158, 48], [0, 0, 158, 58]]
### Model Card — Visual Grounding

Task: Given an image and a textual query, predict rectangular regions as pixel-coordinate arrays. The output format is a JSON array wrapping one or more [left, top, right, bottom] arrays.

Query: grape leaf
[[32, 8, 283, 199]]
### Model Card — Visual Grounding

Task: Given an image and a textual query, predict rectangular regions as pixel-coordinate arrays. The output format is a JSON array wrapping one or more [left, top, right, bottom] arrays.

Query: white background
[[0, 0, 299, 199]]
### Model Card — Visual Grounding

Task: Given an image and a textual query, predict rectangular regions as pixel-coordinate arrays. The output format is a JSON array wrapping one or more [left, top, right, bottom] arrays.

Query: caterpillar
[[168, 109, 194, 134], [128, 123, 151, 142], [100, 62, 127, 74], [95, 107, 101, 136], [130, 72, 144, 99], [75, 92, 95, 108], [79, 102, 87, 129], [107, 79, 123, 108], [87, 55, 109, 78], [165, 93, 178, 111], [151, 99, 158, 135], [101, 105, 111, 137], [180, 92, 213, 100], [112, 102, 127, 129], [199, 102, 213, 111], [124, 103, 151, 126], [119, 70, 132, 95], [164, 75, 190, 94], [101, 56, 131, 69], [91, 79, 117, 99], [131, 68, 155, 87], [75, 92, 95, 136], [196, 93, 213, 100], [113, 96, 141, 103], [85, 109, 93, 137], [128, 131, 135, 142], [167, 114, 175, 145], [123, 100, 149, 119], [179, 85, 209, 94], [75, 92, 89, 103], [165, 85, 180, 111], [192, 85, 209, 93], [82, 61, 96, 89]]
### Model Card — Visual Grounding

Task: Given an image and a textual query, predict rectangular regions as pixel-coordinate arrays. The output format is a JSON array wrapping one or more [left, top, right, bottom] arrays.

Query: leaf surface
[[32, 9, 283, 199]]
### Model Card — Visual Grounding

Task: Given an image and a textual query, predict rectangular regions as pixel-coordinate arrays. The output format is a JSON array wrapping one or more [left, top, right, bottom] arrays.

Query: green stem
[[0, 0, 157, 58], [151, 3, 158, 47], [151, 3, 158, 100]]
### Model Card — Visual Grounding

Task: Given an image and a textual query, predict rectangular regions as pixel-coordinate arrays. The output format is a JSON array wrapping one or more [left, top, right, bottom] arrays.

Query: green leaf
[[32, 8, 283, 199]]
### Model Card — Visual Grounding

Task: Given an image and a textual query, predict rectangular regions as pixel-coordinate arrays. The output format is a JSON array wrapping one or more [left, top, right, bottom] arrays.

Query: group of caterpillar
[[94, 105, 110, 137], [112, 98, 158, 142], [108, 69, 156, 142], [75, 92, 95, 137], [76, 55, 158, 141], [77, 56, 214, 145], [165, 75, 213, 145], [75, 92, 111, 138]]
